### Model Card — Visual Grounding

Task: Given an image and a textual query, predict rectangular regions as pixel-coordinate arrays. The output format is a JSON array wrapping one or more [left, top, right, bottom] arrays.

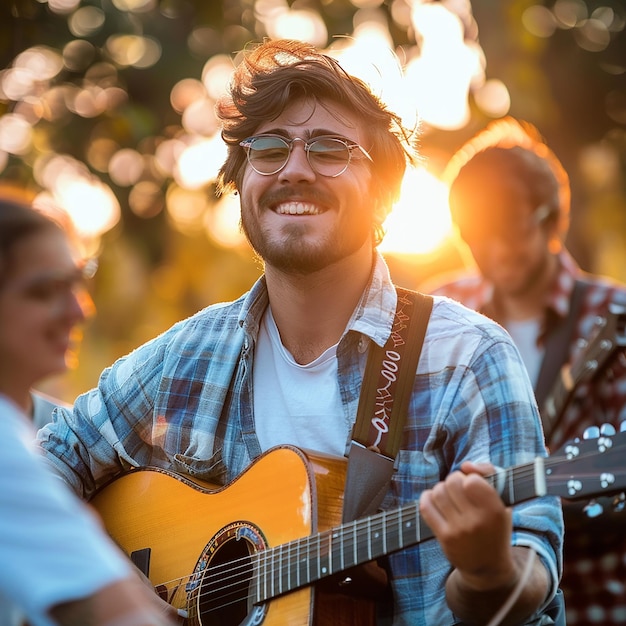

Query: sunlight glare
[[0, 113, 32, 154], [473, 78, 511, 118], [405, 3, 484, 130], [166, 185, 210, 234], [267, 8, 328, 46], [329, 29, 417, 129], [205, 193, 247, 248], [51, 179, 120, 238], [379, 166, 452, 255], [174, 135, 226, 189]]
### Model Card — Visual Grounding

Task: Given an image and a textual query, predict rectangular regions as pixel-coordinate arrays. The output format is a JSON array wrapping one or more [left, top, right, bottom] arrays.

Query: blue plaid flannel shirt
[[39, 253, 563, 625]]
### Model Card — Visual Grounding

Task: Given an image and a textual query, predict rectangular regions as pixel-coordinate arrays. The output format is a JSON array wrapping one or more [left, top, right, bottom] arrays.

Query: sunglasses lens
[[247, 137, 290, 174], [307, 139, 351, 176]]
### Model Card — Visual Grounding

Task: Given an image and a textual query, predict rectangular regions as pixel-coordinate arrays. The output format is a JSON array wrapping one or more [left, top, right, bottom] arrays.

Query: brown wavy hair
[[215, 39, 418, 245]]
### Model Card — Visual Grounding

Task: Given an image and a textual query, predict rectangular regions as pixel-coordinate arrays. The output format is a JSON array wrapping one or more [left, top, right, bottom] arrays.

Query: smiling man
[[39, 39, 563, 625]]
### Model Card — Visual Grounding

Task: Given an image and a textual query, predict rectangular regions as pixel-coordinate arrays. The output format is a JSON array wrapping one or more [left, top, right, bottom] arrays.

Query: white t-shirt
[[0, 395, 131, 626], [505, 317, 544, 388], [253, 307, 351, 457]]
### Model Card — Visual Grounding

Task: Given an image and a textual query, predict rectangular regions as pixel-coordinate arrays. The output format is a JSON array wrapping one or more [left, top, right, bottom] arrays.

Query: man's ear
[[371, 194, 391, 234]]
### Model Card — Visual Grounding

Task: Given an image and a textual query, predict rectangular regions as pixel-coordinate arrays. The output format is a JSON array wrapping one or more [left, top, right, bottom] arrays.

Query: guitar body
[[90, 446, 376, 626]]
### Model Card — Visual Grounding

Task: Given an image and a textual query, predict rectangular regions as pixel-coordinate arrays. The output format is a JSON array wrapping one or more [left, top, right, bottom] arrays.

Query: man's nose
[[278, 141, 316, 182]]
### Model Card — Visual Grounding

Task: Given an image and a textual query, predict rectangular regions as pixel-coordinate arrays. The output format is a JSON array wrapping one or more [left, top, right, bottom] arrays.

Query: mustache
[[259, 185, 336, 209]]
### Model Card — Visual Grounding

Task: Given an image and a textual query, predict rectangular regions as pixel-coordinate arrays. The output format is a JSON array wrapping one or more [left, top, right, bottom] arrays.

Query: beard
[[484, 247, 552, 298], [239, 189, 372, 275]]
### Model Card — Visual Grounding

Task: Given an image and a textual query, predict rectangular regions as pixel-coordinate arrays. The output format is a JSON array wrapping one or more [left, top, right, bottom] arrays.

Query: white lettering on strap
[[371, 349, 402, 447]]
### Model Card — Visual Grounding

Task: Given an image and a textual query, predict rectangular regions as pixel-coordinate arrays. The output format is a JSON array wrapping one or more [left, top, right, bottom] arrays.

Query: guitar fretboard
[[253, 458, 542, 602]]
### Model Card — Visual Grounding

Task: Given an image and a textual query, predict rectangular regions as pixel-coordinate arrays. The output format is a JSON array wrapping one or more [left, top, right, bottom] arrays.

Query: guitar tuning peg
[[600, 423, 617, 436], [583, 426, 600, 440], [620, 421, 626, 433], [583, 500, 604, 518], [612, 493, 626, 513]]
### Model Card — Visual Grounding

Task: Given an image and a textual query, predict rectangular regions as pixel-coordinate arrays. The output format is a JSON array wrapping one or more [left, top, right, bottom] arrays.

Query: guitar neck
[[541, 304, 626, 428], [253, 458, 544, 602], [542, 371, 575, 426]]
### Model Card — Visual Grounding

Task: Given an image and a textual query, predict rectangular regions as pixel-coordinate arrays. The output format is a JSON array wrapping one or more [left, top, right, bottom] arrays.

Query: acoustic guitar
[[90, 432, 626, 626]]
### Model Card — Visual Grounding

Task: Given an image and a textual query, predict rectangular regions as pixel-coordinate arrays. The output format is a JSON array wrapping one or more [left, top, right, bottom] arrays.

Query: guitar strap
[[535, 279, 587, 439], [342, 287, 433, 523]]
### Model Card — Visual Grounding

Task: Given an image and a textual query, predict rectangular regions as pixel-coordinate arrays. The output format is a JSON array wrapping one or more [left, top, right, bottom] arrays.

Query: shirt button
[[358, 337, 369, 353]]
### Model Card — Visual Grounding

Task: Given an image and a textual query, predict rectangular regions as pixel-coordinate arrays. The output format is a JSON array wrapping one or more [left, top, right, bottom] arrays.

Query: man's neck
[[264, 246, 375, 365]]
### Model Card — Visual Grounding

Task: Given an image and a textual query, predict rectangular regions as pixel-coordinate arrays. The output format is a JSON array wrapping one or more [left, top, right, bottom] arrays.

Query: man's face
[[238, 97, 375, 274], [455, 181, 555, 296]]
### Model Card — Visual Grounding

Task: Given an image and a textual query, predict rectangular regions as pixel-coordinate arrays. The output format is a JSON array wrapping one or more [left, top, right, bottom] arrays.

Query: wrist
[[453, 567, 519, 595]]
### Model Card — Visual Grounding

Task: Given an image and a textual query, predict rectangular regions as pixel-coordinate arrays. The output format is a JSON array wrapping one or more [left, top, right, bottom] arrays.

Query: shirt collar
[[236, 251, 397, 348], [346, 251, 397, 348], [546, 249, 581, 319]]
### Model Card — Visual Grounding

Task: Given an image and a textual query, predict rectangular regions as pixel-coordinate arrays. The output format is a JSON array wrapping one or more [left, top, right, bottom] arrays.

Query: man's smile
[[274, 201, 323, 215]]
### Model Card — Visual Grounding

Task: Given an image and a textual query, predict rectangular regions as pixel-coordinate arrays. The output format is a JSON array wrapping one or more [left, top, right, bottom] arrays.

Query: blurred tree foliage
[[1, 0, 625, 401]]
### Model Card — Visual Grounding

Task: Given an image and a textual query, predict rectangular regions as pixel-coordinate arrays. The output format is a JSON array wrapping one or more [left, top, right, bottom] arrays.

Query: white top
[[253, 307, 350, 457], [505, 317, 544, 388], [0, 394, 132, 626]]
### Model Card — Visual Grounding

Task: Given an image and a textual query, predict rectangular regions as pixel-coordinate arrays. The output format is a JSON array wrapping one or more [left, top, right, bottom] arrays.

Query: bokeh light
[[1, 0, 624, 404]]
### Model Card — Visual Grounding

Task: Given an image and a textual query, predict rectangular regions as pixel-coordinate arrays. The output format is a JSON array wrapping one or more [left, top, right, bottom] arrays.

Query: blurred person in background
[[0, 191, 95, 428], [39, 40, 563, 626], [425, 116, 626, 625], [0, 197, 180, 626]]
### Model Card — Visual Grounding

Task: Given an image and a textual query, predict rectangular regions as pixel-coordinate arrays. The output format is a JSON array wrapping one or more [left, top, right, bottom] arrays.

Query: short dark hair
[[443, 117, 570, 238], [215, 38, 418, 245], [0, 192, 65, 288]]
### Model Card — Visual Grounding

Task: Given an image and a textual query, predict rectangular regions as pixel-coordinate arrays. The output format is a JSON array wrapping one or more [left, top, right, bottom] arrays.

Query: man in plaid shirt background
[[426, 116, 626, 625]]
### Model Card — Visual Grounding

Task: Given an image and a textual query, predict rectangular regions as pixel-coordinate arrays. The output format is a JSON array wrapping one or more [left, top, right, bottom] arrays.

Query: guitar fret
[[286, 541, 291, 593], [382, 512, 387, 555], [253, 552, 261, 604], [304, 535, 311, 585], [369, 516, 382, 560], [324, 530, 334, 577], [316, 534, 321, 580], [260, 550, 266, 602], [385, 509, 400, 554], [296, 539, 301, 589], [331, 529, 343, 573], [276, 543, 282, 596], [269, 546, 274, 599]]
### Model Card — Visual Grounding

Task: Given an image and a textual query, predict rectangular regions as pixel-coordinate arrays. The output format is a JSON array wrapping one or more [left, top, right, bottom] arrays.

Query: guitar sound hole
[[195, 531, 267, 626]]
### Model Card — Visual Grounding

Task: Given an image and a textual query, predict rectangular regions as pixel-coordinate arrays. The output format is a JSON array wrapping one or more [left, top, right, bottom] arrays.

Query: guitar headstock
[[569, 303, 626, 386], [545, 423, 626, 506], [541, 303, 626, 425]]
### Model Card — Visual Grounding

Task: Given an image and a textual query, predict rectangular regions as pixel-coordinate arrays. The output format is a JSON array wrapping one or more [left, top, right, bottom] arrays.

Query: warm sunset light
[[0, 3, 489, 257], [379, 165, 453, 255], [0, 0, 543, 259]]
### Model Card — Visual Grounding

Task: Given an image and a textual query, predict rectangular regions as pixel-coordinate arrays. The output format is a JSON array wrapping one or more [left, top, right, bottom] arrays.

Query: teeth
[[275, 202, 321, 215]]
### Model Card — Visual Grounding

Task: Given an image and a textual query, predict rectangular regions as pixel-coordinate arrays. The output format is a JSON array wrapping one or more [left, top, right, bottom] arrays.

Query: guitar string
[[150, 446, 616, 614]]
